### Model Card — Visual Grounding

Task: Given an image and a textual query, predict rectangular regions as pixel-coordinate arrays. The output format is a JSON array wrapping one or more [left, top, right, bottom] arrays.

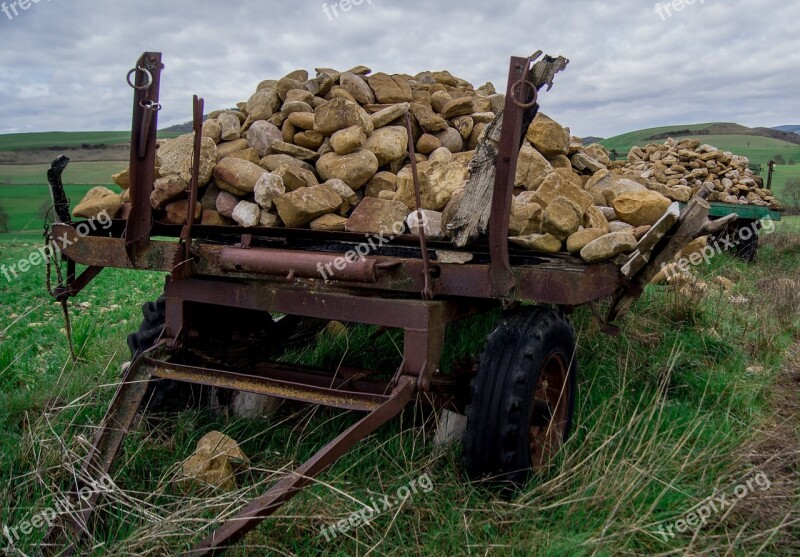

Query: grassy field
[[0, 185, 98, 242], [0, 131, 182, 152], [0, 162, 126, 186], [0, 227, 798, 555]]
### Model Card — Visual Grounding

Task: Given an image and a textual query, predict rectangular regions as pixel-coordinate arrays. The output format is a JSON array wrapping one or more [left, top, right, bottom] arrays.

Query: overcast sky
[[0, 0, 797, 139]]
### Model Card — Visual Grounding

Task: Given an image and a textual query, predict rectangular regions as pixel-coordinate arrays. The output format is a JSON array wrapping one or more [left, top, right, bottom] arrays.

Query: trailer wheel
[[127, 296, 205, 412], [463, 306, 577, 487], [735, 222, 759, 263]]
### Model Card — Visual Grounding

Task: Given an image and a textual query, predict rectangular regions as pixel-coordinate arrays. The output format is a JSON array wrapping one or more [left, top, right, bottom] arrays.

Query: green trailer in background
[[690, 201, 782, 262]]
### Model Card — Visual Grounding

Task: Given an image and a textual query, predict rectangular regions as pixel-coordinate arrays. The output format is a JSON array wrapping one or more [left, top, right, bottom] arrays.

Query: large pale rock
[[215, 191, 240, 217], [181, 431, 249, 491], [268, 141, 319, 161], [202, 119, 222, 144], [151, 175, 188, 210], [508, 200, 543, 236], [254, 173, 285, 210], [366, 171, 397, 198], [213, 158, 267, 193], [324, 179, 358, 215], [364, 125, 408, 166], [310, 213, 348, 231], [612, 190, 671, 227], [73, 187, 122, 219], [346, 197, 409, 235], [246, 121, 283, 157], [409, 102, 448, 133], [330, 125, 366, 155], [597, 177, 648, 205], [232, 201, 261, 227], [245, 87, 280, 123], [164, 200, 201, 225], [273, 184, 342, 227], [416, 133, 441, 155], [394, 151, 472, 210], [178, 137, 217, 187], [406, 209, 444, 240], [451, 115, 474, 141], [314, 98, 374, 136], [515, 143, 553, 190], [218, 113, 242, 141], [158, 133, 196, 176], [273, 163, 318, 191], [435, 127, 463, 153], [112, 168, 130, 190], [525, 113, 569, 158], [583, 205, 610, 233], [509, 233, 562, 253], [441, 97, 474, 120], [340, 72, 376, 104], [580, 231, 638, 262], [259, 154, 315, 174], [216, 139, 250, 160], [316, 149, 379, 189], [367, 73, 413, 103], [542, 196, 583, 240], [566, 228, 606, 253], [371, 102, 409, 129]]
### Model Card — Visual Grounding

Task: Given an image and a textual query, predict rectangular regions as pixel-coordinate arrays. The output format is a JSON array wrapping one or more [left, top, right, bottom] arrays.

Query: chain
[[44, 231, 78, 362]]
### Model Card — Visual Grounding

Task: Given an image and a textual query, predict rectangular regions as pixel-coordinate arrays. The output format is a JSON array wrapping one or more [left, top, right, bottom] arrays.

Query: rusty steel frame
[[42, 52, 626, 555]]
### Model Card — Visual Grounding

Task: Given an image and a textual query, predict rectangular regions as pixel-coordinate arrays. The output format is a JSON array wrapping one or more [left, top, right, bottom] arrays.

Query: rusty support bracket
[[52, 265, 104, 301], [188, 376, 416, 556], [40, 343, 160, 556]]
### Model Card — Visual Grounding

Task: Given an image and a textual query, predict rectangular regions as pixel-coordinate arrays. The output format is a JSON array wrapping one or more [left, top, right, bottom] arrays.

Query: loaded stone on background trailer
[[71, 64, 780, 264]]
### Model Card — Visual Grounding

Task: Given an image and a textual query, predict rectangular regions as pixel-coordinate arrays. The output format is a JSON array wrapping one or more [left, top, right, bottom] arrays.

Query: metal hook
[[127, 66, 153, 90], [139, 99, 162, 111]]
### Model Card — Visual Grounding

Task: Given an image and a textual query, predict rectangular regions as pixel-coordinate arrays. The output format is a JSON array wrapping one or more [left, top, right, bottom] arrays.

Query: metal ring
[[510, 79, 538, 109], [127, 66, 153, 90], [139, 100, 162, 111]]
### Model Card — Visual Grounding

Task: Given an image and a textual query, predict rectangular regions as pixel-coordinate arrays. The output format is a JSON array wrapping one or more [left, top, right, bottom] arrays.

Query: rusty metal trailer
[[40, 52, 721, 556]]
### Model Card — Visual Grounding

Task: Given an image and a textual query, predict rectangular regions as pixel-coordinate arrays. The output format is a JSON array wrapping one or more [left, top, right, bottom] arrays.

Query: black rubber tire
[[463, 306, 577, 487], [126, 296, 202, 412], [735, 222, 759, 263]]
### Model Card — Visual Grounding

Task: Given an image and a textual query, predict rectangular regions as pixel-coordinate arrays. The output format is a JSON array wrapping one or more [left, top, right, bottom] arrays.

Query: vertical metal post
[[125, 52, 164, 263], [488, 57, 534, 299]]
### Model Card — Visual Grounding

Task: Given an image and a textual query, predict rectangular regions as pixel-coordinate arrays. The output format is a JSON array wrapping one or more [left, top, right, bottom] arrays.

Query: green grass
[[0, 131, 182, 151], [0, 184, 98, 239], [0, 227, 798, 555], [0, 162, 126, 186]]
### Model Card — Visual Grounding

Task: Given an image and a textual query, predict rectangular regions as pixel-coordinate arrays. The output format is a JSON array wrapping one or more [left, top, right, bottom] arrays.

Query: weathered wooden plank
[[447, 53, 569, 247]]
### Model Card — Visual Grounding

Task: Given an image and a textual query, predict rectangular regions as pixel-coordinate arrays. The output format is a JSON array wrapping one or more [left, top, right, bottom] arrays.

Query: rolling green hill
[[0, 130, 181, 151]]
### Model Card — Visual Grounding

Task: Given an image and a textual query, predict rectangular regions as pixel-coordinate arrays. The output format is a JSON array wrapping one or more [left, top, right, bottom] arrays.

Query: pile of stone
[[72, 65, 694, 264], [620, 138, 783, 210]]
